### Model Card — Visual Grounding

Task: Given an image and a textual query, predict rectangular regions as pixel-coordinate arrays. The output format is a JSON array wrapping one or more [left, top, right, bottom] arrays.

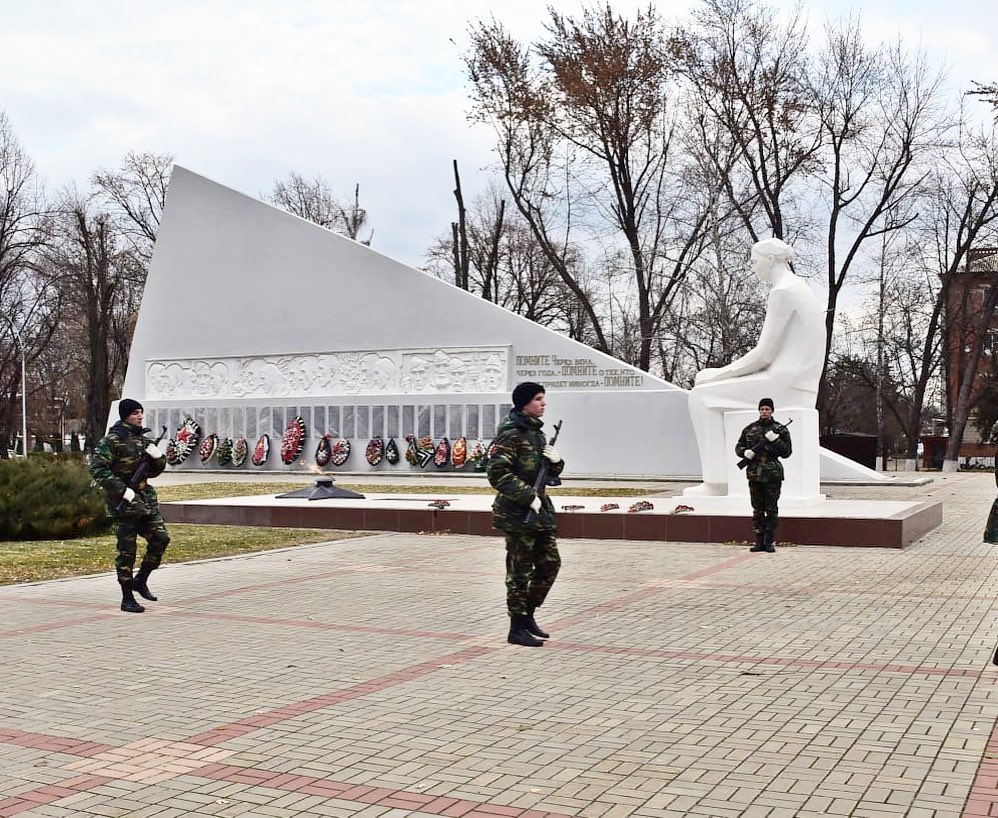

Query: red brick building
[[946, 247, 998, 445]]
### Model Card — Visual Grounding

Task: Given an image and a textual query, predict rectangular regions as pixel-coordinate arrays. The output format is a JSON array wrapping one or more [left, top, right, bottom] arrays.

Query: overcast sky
[[2, 0, 996, 269]]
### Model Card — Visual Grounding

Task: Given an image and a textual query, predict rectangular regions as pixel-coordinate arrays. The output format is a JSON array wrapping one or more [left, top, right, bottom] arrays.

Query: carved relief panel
[[145, 347, 510, 400]]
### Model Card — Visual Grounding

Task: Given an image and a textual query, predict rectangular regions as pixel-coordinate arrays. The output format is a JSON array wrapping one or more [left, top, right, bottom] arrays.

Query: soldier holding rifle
[[488, 382, 565, 647], [89, 399, 170, 613], [735, 397, 792, 553]]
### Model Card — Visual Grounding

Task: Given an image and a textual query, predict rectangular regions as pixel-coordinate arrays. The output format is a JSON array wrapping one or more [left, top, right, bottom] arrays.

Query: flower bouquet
[[365, 436, 384, 466], [232, 437, 249, 467], [385, 437, 400, 464], [315, 434, 333, 467], [198, 433, 218, 464], [330, 438, 350, 466], [433, 437, 451, 468], [280, 416, 307, 465], [251, 434, 270, 466], [165, 418, 201, 465], [451, 436, 467, 468], [216, 437, 234, 467], [468, 440, 487, 471]]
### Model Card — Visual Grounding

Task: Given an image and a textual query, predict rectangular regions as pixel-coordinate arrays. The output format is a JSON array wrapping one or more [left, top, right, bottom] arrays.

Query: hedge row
[[0, 455, 110, 540]]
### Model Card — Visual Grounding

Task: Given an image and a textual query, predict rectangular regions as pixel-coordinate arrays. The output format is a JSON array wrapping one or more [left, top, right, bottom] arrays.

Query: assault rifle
[[524, 420, 563, 524], [736, 418, 792, 470], [114, 426, 168, 514]]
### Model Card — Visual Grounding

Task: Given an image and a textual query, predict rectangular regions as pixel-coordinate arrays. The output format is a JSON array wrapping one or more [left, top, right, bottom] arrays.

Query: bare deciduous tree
[[426, 183, 578, 330], [92, 151, 173, 262], [267, 172, 371, 243], [676, 0, 820, 244], [812, 23, 945, 412], [44, 192, 144, 448], [969, 81, 998, 120], [464, 4, 712, 371], [0, 112, 55, 455]]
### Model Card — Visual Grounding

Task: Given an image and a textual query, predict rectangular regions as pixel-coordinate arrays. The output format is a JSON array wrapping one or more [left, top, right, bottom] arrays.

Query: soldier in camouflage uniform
[[488, 382, 565, 647], [735, 397, 792, 553], [984, 421, 998, 544], [89, 399, 170, 612]]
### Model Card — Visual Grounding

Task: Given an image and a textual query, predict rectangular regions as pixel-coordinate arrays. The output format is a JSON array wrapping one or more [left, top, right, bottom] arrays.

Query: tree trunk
[[452, 161, 470, 291]]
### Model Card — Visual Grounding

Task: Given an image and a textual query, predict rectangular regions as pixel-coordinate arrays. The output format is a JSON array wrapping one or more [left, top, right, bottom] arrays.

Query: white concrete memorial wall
[[119, 166, 883, 481], [121, 167, 695, 476]]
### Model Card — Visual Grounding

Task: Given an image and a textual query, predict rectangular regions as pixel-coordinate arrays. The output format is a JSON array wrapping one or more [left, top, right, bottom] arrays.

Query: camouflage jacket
[[735, 418, 792, 484], [488, 409, 565, 533], [89, 421, 167, 518]]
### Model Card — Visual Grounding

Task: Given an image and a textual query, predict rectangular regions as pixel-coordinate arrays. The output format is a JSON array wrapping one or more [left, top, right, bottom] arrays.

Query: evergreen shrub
[[0, 455, 110, 540]]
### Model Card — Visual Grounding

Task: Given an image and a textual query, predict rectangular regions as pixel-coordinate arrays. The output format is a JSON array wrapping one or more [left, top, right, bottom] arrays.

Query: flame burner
[[275, 476, 366, 501]]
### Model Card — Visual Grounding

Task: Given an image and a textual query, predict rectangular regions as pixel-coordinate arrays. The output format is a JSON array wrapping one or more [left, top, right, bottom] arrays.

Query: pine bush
[[0, 455, 110, 540]]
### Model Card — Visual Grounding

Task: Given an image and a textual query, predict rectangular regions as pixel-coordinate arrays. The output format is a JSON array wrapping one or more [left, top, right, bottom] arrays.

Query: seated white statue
[[686, 237, 825, 496]]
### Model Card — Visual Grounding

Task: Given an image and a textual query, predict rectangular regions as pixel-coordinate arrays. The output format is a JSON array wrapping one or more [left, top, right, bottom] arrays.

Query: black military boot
[[120, 582, 145, 613], [131, 566, 158, 601], [749, 532, 766, 552], [524, 607, 550, 639], [763, 532, 776, 553], [508, 616, 544, 647]]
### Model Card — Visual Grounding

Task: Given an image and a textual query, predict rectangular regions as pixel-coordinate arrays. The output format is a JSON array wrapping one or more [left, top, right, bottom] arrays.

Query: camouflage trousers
[[114, 513, 171, 584], [749, 481, 782, 537], [985, 498, 998, 544], [504, 530, 561, 618]]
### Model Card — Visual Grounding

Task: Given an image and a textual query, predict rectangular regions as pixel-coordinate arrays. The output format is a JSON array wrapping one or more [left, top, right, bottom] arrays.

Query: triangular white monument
[[121, 166, 883, 482]]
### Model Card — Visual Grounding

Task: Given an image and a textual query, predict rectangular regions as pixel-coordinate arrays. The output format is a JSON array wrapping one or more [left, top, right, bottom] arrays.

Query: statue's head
[[751, 237, 795, 283]]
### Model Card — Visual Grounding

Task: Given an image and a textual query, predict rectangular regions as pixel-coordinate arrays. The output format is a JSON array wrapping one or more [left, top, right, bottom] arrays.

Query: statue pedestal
[[684, 407, 824, 504]]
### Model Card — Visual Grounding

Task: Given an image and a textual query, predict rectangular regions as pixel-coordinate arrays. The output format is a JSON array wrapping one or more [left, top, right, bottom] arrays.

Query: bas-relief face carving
[[407, 356, 429, 390], [448, 356, 467, 392], [189, 361, 230, 396], [147, 363, 169, 397], [372, 357, 396, 390], [432, 350, 453, 389], [483, 354, 505, 391]]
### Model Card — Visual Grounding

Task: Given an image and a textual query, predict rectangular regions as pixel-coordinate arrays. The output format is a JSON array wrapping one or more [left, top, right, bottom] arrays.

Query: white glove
[[145, 443, 163, 459], [542, 444, 561, 463], [765, 430, 779, 443], [122, 487, 136, 503], [529, 496, 542, 514], [743, 449, 755, 460]]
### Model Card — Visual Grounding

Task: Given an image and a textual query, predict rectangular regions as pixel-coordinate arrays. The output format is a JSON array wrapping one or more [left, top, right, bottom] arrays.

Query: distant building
[[946, 247, 998, 443]]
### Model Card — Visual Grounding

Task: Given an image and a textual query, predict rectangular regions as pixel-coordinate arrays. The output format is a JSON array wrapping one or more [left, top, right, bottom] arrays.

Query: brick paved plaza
[[2, 472, 998, 817]]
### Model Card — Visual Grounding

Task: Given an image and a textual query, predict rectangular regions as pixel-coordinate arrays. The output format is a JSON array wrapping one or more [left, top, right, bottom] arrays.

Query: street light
[[1, 314, 27, 458]]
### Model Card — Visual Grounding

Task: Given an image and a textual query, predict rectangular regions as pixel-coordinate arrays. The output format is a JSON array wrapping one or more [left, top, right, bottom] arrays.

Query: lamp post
[[1, 314, 27, 457]]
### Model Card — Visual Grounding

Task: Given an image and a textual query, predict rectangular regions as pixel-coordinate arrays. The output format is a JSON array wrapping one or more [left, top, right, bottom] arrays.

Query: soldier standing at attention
[[89, 399, 170, 613], [736, 397, 792, 553], [488, 382, 565, 647]]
